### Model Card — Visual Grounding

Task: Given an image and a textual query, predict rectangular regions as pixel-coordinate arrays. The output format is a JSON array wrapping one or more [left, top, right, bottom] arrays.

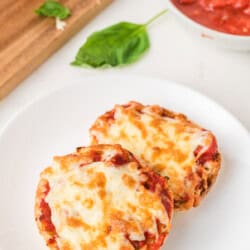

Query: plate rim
[[0, 74, 249, 140]]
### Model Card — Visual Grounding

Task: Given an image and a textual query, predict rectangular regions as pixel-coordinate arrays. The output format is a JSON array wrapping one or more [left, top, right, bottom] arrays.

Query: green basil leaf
[[71, 10, 167, 68], [35, 0, 70, 20], [71, 22, 149, 68]]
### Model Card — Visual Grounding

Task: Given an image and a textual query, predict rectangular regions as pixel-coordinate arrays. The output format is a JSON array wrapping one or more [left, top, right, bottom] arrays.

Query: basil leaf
[[72, 22, 149, 68], [35, 0, 70, 20], [71, 10, 167, 68]]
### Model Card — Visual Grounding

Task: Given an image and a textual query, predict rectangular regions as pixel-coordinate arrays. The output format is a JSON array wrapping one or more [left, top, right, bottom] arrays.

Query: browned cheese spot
[[82, 198, 94, 209], [122, 174, 136, 189], [66, 217, 91, 230]]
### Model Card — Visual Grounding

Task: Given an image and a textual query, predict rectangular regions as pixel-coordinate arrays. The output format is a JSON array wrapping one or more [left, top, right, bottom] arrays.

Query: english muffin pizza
[[90, 101, 221, 210], [35, 144, 173, 250]]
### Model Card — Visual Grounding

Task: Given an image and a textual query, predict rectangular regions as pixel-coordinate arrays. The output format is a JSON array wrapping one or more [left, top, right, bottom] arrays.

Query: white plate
[[0, 75, 249, 250]]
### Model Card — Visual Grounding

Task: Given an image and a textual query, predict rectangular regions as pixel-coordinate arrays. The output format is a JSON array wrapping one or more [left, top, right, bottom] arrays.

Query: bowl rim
[[166, 0, 250, 40]]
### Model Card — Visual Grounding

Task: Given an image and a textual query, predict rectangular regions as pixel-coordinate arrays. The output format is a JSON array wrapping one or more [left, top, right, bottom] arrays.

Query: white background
[[0, 0, 249, 132]]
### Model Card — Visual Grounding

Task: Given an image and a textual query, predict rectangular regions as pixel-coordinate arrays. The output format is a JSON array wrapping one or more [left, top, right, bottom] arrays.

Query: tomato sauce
[[194, 135, 219, 165], [141, 171, 173, 217], [172, 0, 250, 35], [39, 182, 58, 239]]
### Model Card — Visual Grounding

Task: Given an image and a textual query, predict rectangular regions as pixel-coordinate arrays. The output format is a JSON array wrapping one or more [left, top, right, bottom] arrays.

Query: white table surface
[[0, 0, 249, 133]]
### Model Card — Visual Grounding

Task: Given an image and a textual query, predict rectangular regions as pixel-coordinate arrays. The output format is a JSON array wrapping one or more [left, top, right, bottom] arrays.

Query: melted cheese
[[90, 103, 215, 209], [43, 150, 170, 250]]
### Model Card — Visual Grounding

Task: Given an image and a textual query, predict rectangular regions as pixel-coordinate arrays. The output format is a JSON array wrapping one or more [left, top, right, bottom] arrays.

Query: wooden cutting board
[[0, 0, 113, 100]]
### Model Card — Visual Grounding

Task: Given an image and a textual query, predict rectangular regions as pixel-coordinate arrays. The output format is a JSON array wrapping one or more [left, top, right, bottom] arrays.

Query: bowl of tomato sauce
[[167, 0, 250, 50]]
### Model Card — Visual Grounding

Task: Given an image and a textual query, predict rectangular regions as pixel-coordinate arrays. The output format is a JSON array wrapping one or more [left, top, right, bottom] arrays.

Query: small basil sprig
[[71, 9, 167, 68], [35, 0, 70, 20]]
